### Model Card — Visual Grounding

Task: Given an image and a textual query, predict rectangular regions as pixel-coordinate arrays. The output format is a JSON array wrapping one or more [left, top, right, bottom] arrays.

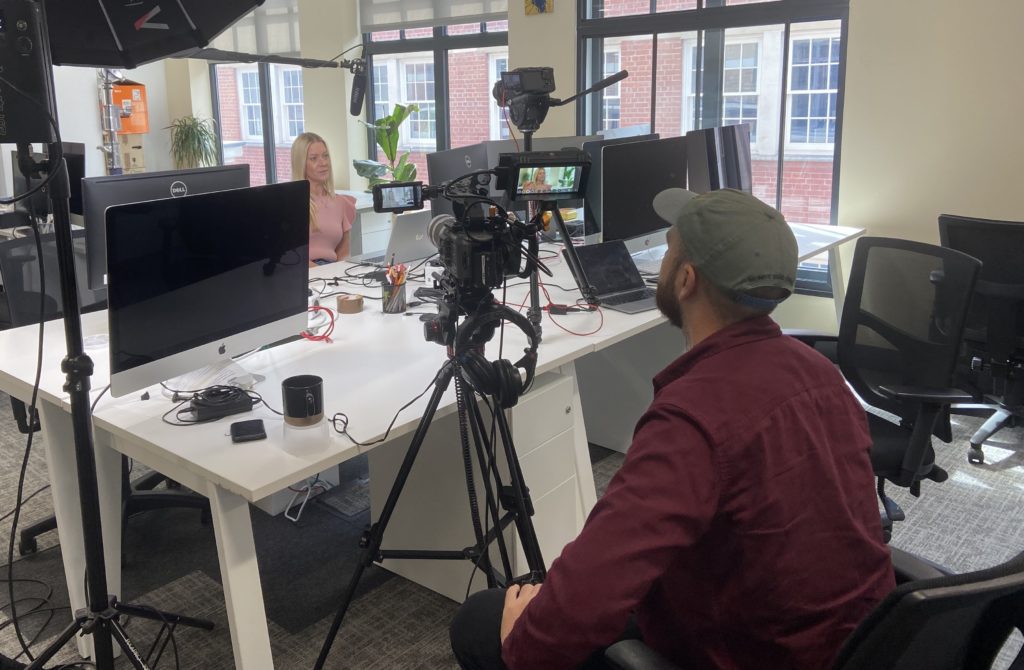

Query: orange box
[[112, 80, 149, 135]]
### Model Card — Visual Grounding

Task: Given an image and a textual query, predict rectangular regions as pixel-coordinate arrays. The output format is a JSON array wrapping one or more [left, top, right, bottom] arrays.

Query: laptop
[[354, 210, 435, 265], [564, 240, 658, 314]]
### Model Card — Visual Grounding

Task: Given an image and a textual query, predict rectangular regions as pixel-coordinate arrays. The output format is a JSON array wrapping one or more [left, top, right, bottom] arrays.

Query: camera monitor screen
[[105, 180, 310, 397], [514, 165, 583, 200]]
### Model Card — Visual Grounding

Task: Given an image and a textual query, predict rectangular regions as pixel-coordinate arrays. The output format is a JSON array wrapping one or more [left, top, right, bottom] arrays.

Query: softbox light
[[44, 0, 266, 68]]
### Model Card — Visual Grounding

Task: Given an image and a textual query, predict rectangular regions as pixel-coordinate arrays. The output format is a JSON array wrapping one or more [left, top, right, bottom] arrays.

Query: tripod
[[315, 305, 546, 669], [2, 2, 213, 668]]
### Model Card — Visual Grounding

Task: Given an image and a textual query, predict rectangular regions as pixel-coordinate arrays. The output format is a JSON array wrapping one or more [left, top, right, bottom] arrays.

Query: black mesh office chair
[[0, 210, 34, 231], [793, 237, 981, 539], [605, 548, 1024, 670], [938, 214, 1024, 465], [0, 229, 208, 556]]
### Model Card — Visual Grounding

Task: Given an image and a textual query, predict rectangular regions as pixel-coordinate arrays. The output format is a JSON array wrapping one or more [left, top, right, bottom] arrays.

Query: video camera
[[371, 149, 590, 345]]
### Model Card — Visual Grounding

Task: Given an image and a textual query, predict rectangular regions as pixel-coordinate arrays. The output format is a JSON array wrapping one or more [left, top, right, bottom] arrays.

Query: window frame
[[277, 66, 306, 143], [490, 54, 512, 140], [237, 67, 264, 141], [577, 0, 850, 297], [785, 28, 841, 154]]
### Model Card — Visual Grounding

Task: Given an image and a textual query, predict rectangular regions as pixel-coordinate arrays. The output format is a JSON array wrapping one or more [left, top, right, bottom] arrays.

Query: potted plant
[[353, 103, 420, 188], [167, 115, 219, 169]]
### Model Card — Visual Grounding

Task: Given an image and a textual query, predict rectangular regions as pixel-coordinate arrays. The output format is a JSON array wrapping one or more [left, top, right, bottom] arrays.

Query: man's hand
[[500, 583, 542, 644]]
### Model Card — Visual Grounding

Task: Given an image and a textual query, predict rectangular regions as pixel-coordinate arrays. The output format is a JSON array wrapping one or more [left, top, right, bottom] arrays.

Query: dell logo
[[218, 343, 226, 355], [170, 181, 188, 197]]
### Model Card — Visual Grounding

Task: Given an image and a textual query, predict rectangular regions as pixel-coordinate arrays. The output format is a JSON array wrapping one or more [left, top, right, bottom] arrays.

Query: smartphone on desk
[[230, 419, 267, 443]]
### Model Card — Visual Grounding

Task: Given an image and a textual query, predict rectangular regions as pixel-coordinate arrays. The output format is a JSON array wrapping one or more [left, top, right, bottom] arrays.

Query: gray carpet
[[1, 390, 1023, 668]]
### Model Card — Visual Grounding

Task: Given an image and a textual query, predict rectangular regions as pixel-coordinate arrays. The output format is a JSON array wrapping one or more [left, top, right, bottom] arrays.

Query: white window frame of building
[[402, 61, 437, 146], [603, 49, 622, 131], [683, 37, 763, 140], [278, 66, 305, 142], [372, 62, 391, 121], [721, 41, 759, 142], [786, 29, 841, 153], [238, 67, 263, 141], [490, 53, 511, 140]]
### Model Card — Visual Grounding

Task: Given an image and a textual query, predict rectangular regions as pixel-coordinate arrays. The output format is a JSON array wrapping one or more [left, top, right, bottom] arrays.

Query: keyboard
[[600, 287, 656, 306], [359, 253, 386, 264]]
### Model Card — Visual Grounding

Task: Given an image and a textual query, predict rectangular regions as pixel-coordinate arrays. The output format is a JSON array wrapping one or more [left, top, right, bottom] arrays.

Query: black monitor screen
[[10, 142, 86, 216], [105, 181, 309, 376], [82, 164, 250, 289], [601, 136, 687, 243]]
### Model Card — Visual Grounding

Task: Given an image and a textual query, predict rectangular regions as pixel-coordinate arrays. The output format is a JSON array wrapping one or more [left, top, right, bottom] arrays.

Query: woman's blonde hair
[[291, 132, 335, 232]]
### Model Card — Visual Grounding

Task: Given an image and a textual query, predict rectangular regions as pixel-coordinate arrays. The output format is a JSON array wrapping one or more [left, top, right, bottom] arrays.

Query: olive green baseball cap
[[652, 188, 798, 311]]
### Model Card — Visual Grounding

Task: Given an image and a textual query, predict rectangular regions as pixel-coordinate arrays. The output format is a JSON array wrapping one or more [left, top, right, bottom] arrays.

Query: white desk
[[0, 224, 862, 669]]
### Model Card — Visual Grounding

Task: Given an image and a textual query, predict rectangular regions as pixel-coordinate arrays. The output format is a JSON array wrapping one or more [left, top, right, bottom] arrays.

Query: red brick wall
[[448, 51, 493, 148], [620, 38, 654, 128], [779, 159, 833, 225], [217, 67, 241, 142], [654, 37, 684, 138]]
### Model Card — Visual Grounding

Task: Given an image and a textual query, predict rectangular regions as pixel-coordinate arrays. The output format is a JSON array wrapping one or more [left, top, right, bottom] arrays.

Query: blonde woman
[[291, 132, 357, 266]]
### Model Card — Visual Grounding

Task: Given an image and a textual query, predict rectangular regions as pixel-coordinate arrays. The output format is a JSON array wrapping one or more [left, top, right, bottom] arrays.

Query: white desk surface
[[0, 251, 665, 504]]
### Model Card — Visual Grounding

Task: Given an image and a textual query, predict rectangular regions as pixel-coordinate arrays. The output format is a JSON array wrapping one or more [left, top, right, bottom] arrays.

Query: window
[[491, 56, 511, 140], [240, 71, 263, 139], [603, 50, 621, 131], [789, 36, 840, 145], [373, 63, 391, 120], [281, 68, 304, 140], [722, 42, 759, 141], [404, 62, 437, 143]]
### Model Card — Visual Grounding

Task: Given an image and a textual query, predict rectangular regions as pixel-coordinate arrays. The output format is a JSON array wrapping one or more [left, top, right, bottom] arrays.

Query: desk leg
[[205, 483, 273, 670], [828, 247, 847, 328], [38, 403, 122, 661]]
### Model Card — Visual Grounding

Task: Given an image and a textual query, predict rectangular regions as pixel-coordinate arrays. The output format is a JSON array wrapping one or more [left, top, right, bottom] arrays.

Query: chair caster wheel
[[967, 446, 984, 465], [19, 537, 37, 555]]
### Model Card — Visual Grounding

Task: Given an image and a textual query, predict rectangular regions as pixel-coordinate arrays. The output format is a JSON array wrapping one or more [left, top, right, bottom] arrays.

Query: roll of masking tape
[[336, 293, 364, 314]]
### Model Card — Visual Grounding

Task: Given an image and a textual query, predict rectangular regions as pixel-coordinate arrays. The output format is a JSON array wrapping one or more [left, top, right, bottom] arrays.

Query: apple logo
[[218, 343, 226, 355]]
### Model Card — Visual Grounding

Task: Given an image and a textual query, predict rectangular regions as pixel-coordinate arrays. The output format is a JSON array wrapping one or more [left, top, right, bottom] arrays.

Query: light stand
[[2, 2, 213, 668]]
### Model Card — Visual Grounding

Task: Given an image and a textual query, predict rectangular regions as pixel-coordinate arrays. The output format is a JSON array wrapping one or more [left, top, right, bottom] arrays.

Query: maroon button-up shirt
[[503, 316, 894, 669]]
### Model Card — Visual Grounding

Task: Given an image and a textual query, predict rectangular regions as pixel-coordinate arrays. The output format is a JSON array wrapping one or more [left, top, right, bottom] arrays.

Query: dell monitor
[[601, 135, 687, 253], [10, 142, 86, 217], [105, 180, 309, 398], [82, 164, 250, 290], [685, 124, 753, 194]]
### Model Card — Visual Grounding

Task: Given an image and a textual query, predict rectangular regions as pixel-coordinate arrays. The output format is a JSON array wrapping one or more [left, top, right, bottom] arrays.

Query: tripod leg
[[493, 407, 547, 577], [315, 364, 454, 670], [114, 601, 215, 631], [24, 619, 84, 670], [107, 618, 151, 670]]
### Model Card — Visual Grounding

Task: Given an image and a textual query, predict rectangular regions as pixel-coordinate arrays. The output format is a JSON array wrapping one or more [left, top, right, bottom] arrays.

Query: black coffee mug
[[282, 375, 324, 427]]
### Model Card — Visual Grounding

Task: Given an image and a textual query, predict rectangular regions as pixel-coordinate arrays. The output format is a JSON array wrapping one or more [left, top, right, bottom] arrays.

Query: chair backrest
[[939, 214, 1024, 398], [0, 229, 105, 328], [838, 237, 981, 433], [832, 550, 1024, 670], [0, 210, 33, 230]]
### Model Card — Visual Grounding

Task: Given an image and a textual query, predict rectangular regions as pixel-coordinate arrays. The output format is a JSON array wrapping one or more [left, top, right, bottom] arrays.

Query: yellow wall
[[838, 0, 1024, 243]]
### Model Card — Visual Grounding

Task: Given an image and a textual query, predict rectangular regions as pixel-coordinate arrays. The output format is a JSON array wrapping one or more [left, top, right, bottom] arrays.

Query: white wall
[[509, 2, 577, 138]]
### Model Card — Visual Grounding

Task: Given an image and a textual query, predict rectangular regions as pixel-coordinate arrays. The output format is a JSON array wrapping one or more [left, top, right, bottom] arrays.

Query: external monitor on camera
[[372, 181, 423, 213], [497, 150, 590, 202], [105, 180, 309, 397], [81, 164, 250, 290]]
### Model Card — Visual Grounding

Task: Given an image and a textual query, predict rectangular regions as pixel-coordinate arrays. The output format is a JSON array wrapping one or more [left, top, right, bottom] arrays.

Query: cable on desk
[[91, 384, 111, 413], [330, 368, 443, 447], [302, 304, 336, 343], [159, 385, 270, 426]]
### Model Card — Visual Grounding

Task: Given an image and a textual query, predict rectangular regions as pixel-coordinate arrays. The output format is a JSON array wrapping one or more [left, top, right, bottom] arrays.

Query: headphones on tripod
[[455, 305, 539, 409]]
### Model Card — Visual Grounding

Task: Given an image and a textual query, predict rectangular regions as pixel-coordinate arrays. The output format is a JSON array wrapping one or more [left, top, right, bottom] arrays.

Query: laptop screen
[[574, 241, 648, 295]]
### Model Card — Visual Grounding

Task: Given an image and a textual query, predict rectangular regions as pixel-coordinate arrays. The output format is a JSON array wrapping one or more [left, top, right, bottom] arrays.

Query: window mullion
[[258, 63, 277, 183], [775, 22, 791, 211]]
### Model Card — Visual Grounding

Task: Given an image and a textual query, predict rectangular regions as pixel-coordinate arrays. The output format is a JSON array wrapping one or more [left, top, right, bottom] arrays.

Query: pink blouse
[[308, 192, 356, 262]]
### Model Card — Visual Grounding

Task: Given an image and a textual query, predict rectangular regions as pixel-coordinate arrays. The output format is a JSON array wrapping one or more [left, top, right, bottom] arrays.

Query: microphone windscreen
[[350, 71, 367, 116]]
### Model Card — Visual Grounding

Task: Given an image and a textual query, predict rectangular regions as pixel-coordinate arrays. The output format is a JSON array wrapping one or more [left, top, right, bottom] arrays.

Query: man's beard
[[656, 273, 682, 330]]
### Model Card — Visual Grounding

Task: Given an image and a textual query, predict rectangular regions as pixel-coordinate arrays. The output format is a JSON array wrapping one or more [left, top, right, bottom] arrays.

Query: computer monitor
[[685, 124, 753, 194], [581, 133, 658, 241], [601, 136, 687, 253], [10, 142, 86, 216], [82, 164, 250, 290], [105, 180, 309, 398]]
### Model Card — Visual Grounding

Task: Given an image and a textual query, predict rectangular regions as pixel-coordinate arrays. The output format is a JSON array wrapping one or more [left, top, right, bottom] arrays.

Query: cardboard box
[[120, 134, 145, 174], [112, 80, 149, 135]]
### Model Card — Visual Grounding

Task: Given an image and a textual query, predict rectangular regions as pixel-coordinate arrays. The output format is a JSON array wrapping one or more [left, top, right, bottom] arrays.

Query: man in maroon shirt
[[449, 188, 894, 670]]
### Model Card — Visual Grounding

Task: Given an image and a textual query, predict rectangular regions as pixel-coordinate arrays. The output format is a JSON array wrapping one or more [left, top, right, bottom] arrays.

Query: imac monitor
[[82, 164, 250, 290], [685, 124, 753, 194], [581, 133, 658, 241], [10, 142, 86, 216], [105, 180, 310, 398], [601, 136, 687, 253]]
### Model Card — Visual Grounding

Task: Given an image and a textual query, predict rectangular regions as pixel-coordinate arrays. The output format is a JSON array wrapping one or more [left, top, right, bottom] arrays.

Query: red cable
[[538, 276, 605, 336], [302, 305, 336, 343]]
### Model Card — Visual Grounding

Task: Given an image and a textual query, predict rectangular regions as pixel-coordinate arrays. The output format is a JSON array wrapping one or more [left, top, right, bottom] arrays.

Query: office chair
[[605, 548, 1024, 670], [938, 214, 1024, 465], [0, 230, 207, 556], [0, 210, 34, 231], [793, 237, 981, 540]]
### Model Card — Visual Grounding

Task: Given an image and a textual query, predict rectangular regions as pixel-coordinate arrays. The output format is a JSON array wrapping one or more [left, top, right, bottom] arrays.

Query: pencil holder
[[381, 282, 407, 314]]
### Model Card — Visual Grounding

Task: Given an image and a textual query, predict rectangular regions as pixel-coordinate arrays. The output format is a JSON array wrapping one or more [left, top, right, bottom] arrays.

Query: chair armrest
[[605, 640, 682, 670], [877, 385, 974, 405], [890, 546, 951, 583]]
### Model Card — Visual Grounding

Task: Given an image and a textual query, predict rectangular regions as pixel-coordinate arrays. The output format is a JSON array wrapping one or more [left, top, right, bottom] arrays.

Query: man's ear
[[676, 262, 699, 302]]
